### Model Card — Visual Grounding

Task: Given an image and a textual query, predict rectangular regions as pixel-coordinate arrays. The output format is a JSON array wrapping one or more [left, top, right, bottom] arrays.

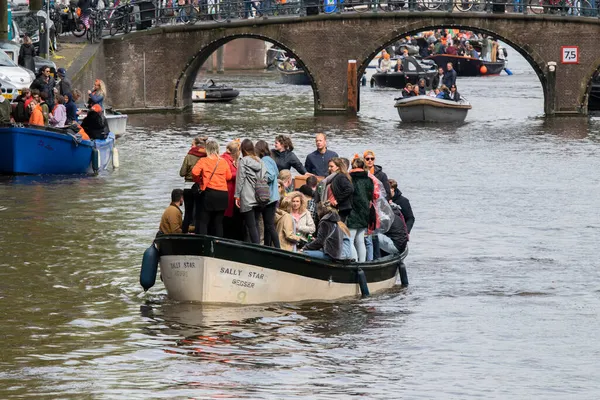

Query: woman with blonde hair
[[278, 169, 293, 194], [88, 79, 106, 109], [222, 140, 242, 240], [275, 196, 300, 252], [192, 140, 232, 237], [288, 191, 315, 242], [18, 36, 36, 73]]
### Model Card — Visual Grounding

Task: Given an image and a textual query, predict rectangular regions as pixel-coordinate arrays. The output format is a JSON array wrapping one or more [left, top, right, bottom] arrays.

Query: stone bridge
[[94, 12, 600, 115]]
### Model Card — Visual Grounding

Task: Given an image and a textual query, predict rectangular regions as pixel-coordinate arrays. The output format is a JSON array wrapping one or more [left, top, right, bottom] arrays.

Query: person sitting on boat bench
[[436, 85, 451, 100], [301, 203, 352, 261], [401, 83, 415, 98], [417, 78, 427, 96], [448, 84, 461, 102], [81, 104, 109, 140], [158, 189, 184, 236], [377, 208, 409, 257]]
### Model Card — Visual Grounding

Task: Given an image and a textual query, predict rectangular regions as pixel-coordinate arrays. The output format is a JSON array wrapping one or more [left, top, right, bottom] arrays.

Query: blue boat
[[0, 125, 115, 175]]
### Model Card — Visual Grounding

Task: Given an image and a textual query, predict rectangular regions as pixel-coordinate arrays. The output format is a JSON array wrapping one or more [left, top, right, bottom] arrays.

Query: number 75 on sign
[[561, 46, 579, 64]]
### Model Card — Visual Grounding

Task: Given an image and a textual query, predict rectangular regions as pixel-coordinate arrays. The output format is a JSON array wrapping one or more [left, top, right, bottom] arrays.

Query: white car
[[0, 50, 35, 100]]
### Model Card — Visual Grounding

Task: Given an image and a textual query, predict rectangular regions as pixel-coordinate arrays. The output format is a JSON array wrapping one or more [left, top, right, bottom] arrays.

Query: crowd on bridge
[[159, 134, 415, 262]]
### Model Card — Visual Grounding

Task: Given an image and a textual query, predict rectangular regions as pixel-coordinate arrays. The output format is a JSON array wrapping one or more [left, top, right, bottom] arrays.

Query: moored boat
[[425, 54, 505, 76], [140, 234, 408, 304], [78, 108, 128, 137], [277, 64, 311, 85], [394, 95, 472, 123], [370, 57, 438, 89], [0, 124, 115, 174], [192, 79, 240, 103]]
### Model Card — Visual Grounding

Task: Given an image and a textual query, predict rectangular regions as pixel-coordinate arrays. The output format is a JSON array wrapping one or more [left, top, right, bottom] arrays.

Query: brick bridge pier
[[94, 12, 600, 116]]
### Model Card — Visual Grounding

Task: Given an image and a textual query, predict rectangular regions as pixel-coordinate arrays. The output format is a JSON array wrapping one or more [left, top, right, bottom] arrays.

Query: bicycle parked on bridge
[[87, 9, 108, 44], [108, 3, 135, 35], [528, 0, 595, 16]]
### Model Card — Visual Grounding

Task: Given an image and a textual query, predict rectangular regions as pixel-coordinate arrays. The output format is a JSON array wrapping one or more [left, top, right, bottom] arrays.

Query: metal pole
[[45, 0, 50, 59], [143, 52, 147, 106]]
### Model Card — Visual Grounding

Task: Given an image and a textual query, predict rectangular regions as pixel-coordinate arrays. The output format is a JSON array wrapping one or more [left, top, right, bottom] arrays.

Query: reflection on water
[[1, 50, 600, 399]]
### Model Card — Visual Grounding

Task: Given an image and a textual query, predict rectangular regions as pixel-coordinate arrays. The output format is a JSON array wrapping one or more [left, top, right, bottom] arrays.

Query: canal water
[[1, 51, 600, 399]]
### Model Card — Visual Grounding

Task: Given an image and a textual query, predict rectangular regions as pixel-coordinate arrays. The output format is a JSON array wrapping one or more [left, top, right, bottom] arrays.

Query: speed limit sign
[[561, 46, 579, 64]]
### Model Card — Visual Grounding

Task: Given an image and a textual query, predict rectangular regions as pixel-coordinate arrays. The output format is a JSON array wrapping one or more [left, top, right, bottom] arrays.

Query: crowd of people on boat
[[396, 62, 461, 101], [2, 64, 110, 142], [159, 133, 415, 262]]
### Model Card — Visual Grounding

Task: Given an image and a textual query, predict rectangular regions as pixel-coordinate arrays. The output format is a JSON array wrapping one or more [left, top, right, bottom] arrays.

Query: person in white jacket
[[288, 191, 316, 242]]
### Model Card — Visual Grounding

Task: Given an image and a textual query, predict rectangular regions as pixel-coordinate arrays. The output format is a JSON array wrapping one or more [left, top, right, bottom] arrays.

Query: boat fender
[[504, 68, 513, 76], [399, 262, 409, 286], [112, 147, 120, 169], [357, 268, 370, 298], [140, 243, 159, 291], [91, 148, 100, 174]]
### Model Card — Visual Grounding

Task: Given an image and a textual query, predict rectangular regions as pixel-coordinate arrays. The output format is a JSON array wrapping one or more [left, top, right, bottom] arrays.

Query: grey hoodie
[[234, 156, 264, 213]]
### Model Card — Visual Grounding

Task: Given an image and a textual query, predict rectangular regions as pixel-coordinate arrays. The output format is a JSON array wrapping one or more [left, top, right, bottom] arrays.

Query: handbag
[[192, 158, 220, 195], [254, 163, 271, 206]]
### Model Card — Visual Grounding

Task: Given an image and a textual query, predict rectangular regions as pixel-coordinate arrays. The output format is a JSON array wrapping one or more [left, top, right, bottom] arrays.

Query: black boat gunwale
[[155, 234, 404, 285]]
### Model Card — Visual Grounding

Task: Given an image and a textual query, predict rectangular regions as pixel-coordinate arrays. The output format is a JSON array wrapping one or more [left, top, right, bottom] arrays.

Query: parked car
[[0, 40, 57, 76], [0, 49, 35, 101]]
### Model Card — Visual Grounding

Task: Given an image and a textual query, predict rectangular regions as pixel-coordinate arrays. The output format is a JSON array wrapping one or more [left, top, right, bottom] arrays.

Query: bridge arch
[[174, 34, 319, 110], [356, 22, 548, 112], [100, 14, 600, 116], [582, 59, 600, 113]]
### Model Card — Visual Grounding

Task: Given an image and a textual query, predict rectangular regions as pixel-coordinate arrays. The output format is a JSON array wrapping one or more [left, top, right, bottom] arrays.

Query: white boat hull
[[395, 96, 471, 123], [160, 255, 398, 304], [106, 114, 128, 136]]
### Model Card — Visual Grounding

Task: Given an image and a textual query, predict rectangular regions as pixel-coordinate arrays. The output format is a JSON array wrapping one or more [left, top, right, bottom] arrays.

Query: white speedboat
[[394, 95, 472, 123], [140, 234, 408, 304]]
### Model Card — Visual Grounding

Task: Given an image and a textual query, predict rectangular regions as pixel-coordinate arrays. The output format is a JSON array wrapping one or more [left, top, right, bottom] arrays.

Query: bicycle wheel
[[575, 0, 593, 15], [425, 0, 443, 9], [73, 20, 87, 37], [528, 0, 545, 13], [455, 0, 474, 10]]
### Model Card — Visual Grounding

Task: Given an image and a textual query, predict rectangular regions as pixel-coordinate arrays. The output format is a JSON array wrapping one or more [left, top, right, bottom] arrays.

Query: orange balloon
[[480, 65, 488, 75]]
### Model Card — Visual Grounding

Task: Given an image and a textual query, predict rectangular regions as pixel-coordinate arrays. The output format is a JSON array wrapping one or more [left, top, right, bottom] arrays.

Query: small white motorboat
[[140, 234, 408, 304], [394, 95, 472, 123]]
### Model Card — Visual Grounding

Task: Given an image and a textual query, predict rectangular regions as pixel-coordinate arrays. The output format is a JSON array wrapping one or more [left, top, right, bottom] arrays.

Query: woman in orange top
[[191, 139, 232, 237], [28, 100, 44, 126]]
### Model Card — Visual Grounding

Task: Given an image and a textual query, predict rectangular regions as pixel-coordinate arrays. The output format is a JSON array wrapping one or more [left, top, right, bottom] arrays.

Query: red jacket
[[221, 152, 238, 217]]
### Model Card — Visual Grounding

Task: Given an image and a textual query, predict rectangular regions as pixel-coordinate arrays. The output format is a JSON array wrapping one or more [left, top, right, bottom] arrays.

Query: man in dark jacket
[[30, 67, 56, 111], [304, 133, 338, 177], [363, 150, 392, 200], [377, 209, 408, 255], [64, 92, 80, 124], [56, 68, 72, 97], [81, 104, 109, 140], [442, 62, 457, 89], [389, 179, 415, 233]]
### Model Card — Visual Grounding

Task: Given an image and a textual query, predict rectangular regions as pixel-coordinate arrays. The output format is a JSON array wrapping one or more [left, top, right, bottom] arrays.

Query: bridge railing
[[97, 0, 600, 39]]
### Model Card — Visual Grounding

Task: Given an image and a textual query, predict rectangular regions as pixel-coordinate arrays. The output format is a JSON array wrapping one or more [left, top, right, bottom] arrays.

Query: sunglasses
[[365, 157, 375, 161]]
